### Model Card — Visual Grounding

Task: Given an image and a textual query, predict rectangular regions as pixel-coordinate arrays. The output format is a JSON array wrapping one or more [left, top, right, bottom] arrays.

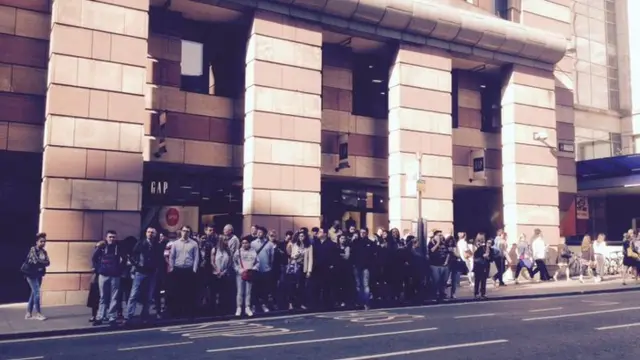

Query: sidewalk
[[1, 276, 638, 340]]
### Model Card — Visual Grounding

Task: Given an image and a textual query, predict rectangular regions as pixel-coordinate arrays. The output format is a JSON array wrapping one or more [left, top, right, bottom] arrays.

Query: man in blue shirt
[[250, 226, 275, 313]]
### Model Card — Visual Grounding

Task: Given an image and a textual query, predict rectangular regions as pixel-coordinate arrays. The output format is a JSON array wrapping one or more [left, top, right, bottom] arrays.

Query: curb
[[2, 285, 639, 341]]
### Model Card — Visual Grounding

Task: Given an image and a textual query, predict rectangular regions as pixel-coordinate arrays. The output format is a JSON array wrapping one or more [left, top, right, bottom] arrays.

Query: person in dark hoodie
[[92, 230, 124, 326], [312, 228, 340, 309], [124, 227, 163, 324], [351, 228, 375, 310]]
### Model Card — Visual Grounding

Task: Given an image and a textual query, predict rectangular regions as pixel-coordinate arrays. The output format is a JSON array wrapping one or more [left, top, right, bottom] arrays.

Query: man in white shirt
[[530, 229, 551, 281]]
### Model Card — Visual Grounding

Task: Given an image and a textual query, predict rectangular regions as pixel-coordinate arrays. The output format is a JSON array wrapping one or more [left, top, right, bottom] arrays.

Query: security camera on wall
[[533, 131, 549, 141]]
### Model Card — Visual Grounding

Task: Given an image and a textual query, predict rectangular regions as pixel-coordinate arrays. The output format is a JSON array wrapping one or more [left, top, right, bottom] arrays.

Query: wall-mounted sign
[[150, 181, 169, 195], [469, 149, 486, 180], [559, 142, 575, 153], [336, 133, 350, 171], [405, 156, 420, 198], [576, 195, 589, 220]]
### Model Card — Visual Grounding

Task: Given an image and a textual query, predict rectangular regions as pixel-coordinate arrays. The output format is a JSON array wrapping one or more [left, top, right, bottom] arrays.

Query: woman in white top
[[285, 232, 313, 310], [593, 233, 608, 282], [457, 232, 474, 286]]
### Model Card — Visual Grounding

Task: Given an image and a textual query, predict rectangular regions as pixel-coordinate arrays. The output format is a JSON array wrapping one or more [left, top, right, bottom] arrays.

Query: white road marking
[[1, 289, 635, 345], [580, 300, 620, 306], [205, 328, 438, 353], [118, 341, 193, 351], [522, 307, 640, 321], [0, 327, 161, 344], [363, 320, 414, 327], [596, 323, 640, 331], [528, 307, 563, 313], [254, 330, 315, 337], [332, 339, 509, 360], [454, 313, 496, 319], [6, 357, 44, 360]]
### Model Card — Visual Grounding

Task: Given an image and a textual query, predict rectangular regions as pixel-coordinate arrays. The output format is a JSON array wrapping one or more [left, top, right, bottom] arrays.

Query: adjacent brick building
[[0, 0, 636, 304]]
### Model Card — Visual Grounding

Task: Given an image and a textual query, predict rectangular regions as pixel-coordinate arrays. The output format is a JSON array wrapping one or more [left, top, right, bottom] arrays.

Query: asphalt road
[[2, 291, 640, 360]]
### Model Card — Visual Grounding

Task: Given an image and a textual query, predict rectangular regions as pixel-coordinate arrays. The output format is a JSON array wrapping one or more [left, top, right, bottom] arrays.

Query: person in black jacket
[[472, 233, 493, 300], [124, 227, 163, 323], [351, 228, 376, 310], [92, 230, 124, 325], [312, 228, 340, 309]]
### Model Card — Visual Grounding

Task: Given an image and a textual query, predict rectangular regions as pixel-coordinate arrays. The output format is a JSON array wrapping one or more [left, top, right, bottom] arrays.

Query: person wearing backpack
[[91, 230, 124, 325], [250, 226, 275, 313], [21, 233, 50, 321]]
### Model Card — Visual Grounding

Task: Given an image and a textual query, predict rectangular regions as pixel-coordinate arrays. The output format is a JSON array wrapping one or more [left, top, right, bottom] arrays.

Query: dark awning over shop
[[577, 155, 640, 191]]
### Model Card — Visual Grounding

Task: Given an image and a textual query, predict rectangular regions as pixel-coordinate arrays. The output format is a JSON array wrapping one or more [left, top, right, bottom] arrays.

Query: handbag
[[286, 260, 301, 275], [456, 259, 469, 275], [20, 260, 33, 275]]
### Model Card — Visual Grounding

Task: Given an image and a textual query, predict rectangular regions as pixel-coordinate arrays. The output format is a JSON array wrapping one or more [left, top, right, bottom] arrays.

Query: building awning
[[577, 155, 640, 190], [219, 0, 568, 65]]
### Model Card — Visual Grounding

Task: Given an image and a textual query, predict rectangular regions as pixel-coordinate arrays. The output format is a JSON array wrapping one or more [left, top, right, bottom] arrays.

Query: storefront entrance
[[0, 151, 42, 304], [142, 163, 242, 238], [321, 180, 388, 231]]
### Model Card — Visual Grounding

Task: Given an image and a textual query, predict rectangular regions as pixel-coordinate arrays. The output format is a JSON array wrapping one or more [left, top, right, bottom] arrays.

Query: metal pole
[[416, 152, 423, 250]]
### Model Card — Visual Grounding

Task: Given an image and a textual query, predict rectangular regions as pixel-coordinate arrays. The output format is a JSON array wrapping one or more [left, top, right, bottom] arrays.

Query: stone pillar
[[501, 65, 560, 245], [41, 0, 148, 304], [243, 11, 322, 235], [388, 45, 454, 233]]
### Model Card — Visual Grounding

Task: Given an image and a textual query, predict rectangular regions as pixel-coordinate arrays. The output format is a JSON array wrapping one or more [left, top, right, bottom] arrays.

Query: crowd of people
[[19, 223, 640, 324]]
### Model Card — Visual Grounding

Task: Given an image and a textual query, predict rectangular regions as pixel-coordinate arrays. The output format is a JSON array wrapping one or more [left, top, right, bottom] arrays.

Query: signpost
[[406, 153, 425, 249]]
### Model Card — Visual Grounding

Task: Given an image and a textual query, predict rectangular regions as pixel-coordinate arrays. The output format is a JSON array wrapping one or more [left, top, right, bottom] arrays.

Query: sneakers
[[261, 304, 270, 313], [33, 313, 47, 321], [245, 307, 254, 317], [553, 274, 558, 281], [235, 308, 242, 317], [25, 313, 32, 320]]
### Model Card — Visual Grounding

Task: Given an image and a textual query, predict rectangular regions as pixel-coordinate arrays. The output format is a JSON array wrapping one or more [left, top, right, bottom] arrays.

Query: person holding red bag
[[233, 237, 259, 317]]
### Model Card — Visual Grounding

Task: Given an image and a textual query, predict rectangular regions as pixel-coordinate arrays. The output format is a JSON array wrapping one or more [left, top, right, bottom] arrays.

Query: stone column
[[388, 45, 454, 233], [40, 0, 148, 304], [501, 65, 560, 245], [243, 11, 322, 235]]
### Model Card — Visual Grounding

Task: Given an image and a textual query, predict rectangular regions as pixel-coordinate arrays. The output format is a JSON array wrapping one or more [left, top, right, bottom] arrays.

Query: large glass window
[[573, 0, 619, 111]]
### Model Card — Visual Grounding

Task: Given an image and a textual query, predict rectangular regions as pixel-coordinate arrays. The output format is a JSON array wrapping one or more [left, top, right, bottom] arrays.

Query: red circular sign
[[165, 208, 180, 227]]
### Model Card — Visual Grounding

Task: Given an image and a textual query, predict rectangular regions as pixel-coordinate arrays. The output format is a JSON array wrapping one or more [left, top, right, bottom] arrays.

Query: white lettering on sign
[[160, 322, 313, 339], [150, 181, 169, 195], [317, 311, 424, 325]]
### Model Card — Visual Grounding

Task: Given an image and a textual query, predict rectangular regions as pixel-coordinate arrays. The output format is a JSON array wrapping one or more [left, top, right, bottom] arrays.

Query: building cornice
[[205, 0, 568, 69]]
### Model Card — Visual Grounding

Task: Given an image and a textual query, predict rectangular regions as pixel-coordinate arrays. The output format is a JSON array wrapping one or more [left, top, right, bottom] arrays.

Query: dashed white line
[[118, 341, 193, 351], [363, 320, 414, 327], [596, 323, 640, 331], [454, 313, 496, 319], [6, 357, 44, 360], [206, 328, 437, 353], [333, 339, 510, 360], [528, 307, 563, 313], [522, 307, 640, 321]]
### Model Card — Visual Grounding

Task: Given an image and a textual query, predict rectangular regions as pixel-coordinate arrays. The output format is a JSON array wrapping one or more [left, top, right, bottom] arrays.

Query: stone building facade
[[0, 0, 636, 304]]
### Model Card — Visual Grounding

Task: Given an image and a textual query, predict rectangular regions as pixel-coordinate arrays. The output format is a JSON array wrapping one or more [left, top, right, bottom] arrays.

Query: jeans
[[492, 256, 506, 284], [353, 268, 370, 306], [430, 265, 450, 300], [97, 275, 120, 321], [126, 271, 156, 320], [236, 275, 252, 308], [532, 259, 551, 280], [26, 276, 42, 314], [450, 269, 461, 297]]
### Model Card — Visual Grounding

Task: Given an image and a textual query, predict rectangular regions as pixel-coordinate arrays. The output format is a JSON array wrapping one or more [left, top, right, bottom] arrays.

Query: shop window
[[495, 0, 509, 19], [352, 53, 389, 119], [180, 20, 246, 98], [480, 78, 502, 133], [451, 70, 459, 128], [180, 40, 208, 94]]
